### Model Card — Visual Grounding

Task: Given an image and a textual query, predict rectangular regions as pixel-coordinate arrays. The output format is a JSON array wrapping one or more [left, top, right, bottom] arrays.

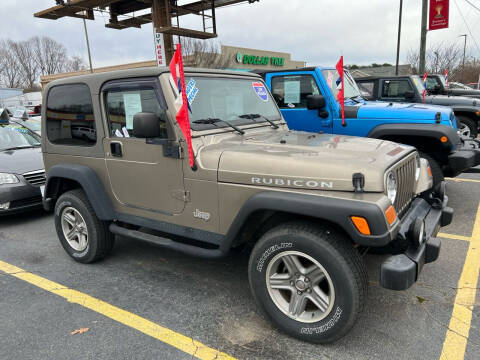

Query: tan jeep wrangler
[[41, 67, 453, 343]]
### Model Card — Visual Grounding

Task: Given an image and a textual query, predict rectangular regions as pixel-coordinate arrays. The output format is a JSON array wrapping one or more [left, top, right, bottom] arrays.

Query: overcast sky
[[2, 0, 480, 68]]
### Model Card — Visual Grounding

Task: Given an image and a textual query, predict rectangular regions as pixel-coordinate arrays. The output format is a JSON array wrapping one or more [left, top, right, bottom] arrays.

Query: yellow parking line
[[440, 203, 480, 360], [438, 233, 471, 242], [0, 260, 235, 360], [446, 177, 480, 184]]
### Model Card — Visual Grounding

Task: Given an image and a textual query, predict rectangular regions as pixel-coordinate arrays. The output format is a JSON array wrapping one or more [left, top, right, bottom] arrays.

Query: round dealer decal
[[252, 82, 268, 101]]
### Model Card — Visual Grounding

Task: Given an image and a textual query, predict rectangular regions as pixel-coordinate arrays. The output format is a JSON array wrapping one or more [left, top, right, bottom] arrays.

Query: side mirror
[[133, 112, 161, 138], [404, 91, 415, 99], [307, 95, 326, 110]]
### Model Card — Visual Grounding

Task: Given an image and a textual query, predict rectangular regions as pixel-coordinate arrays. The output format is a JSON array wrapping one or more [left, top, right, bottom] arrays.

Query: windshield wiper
[[239, 114, 279, 129], [0, 145, 39, 151], [192, 118, 245, 135]]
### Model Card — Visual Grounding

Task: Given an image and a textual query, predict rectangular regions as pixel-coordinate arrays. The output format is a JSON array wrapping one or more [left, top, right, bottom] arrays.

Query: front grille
[[392, 155, 417, 217], [22, 170, 46, 186]]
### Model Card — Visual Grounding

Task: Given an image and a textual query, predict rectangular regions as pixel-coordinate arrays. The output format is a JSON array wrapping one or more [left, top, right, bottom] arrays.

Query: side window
[[271, 75, 320, 109], [357, 82, 375, 99], [46, 84, 96, 146], [381, 80, 413, 98], [426, 77, 439, 91], [104, 86, 167, 138]]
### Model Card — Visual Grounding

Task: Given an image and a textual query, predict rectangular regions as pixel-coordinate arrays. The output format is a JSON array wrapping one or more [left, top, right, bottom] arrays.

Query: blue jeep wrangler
[[260, 67, 480, 185]]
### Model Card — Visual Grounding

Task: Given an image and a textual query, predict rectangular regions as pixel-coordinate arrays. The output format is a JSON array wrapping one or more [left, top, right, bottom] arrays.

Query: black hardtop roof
[[355, 75, 415, 81], [253, 67, 319, 76]]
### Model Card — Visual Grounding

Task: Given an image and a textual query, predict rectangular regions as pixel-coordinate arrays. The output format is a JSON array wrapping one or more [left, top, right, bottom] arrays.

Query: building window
[[271, 75, 320, 108], [46, 84, 96, 146], [104, 87, 168, 138]]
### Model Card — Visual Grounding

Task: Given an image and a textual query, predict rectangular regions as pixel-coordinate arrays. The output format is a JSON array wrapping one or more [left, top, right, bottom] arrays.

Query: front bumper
[[447, 137, 480, 176], [0, 181, 43, 216], [380, 188, 453, 291]]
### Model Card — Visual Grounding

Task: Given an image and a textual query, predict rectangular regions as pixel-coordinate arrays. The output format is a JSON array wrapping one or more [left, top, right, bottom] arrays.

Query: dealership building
[[40, 45, 306, 88]]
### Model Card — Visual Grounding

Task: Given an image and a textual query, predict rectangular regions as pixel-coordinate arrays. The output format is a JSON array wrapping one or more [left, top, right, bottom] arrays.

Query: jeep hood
[[206, 130, 415, 192], [426, 95, 480, 107], [357, 101, 452, 121]]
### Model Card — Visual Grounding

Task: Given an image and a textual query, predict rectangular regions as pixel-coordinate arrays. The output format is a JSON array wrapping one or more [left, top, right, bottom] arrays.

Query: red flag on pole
[[335, 56, 345, 127], [169, 44, 195, 169], [422, 71, 428, 103], [444, 69, 449, 89]]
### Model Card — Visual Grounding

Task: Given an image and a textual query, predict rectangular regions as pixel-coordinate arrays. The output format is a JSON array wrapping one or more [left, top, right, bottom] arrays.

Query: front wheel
[[457, 116, 478, 138], [248, 222, 367, 343]]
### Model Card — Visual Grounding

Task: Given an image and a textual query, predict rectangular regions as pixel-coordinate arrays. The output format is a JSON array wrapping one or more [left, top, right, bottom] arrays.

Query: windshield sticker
[[284, 81, 300, 104], [252, 82, 268, 101], [123, 93, 142, 130], [3, 125, 29, 133], [186, 79, 199, 106]]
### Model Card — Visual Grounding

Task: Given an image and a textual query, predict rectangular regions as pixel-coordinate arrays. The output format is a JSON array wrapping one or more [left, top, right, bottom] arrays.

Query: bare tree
[[66, 55, 88, 72], [406, 41, 462, 75], [0, 40, 22, 88], [180, 38, 232, 69], [10, 38, 39, 88], [32, 36, 69, 75]]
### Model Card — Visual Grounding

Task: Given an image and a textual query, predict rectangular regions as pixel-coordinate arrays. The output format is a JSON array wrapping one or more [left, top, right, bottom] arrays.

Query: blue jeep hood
[[356, 101, 452, 122]]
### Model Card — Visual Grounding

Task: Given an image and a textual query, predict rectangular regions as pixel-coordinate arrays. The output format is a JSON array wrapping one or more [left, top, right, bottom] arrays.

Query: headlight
[[0, 173, 19, 185], [415, 155, 421, 181], [386, 171, 397, 204]]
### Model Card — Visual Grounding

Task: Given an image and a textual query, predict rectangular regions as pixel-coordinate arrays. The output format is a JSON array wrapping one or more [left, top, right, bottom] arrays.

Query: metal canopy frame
[[34, 0, 257, 39]]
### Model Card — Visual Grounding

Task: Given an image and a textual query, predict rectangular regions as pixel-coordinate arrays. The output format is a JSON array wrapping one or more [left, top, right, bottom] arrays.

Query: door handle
[[110, 142, 123, 157]]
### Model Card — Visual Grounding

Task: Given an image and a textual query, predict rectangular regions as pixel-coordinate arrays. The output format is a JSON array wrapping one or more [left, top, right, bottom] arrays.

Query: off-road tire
[[54, 189, 115, 263], [248, 222, 367, 343], [419, 152, 444, 187], [457, 116, 478, 138]]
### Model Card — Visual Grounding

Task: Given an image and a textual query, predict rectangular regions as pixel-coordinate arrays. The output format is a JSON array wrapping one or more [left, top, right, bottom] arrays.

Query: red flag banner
[[429, 0, 449, 31], [335, 56, 345, 127], [169, 44, 195, 168], [444, 69, 449, 89]]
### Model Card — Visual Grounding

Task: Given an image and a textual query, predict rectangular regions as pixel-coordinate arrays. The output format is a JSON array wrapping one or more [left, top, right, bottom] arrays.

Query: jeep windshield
[[183, 76, 282, 131], [412, 76, 427, 95], [322, 69, 363, 101]]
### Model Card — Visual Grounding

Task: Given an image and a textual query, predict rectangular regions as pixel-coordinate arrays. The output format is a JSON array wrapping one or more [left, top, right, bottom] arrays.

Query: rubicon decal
[[251, 177, 333, 189]]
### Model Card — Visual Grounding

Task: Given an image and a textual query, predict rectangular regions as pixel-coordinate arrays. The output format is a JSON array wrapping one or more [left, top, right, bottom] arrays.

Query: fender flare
[[367, 123, 459, 151], [221, 191, 392, 250], [45, 164, 115, 220]]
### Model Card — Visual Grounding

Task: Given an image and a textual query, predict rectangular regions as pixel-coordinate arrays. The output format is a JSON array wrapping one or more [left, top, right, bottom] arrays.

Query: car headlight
[[415, 154, 421, 181], [0, 173, 19, 185], [386, 171, 397, 204]]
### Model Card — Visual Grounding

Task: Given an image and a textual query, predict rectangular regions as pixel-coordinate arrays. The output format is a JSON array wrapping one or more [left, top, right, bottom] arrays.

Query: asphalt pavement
[[1, 168, 480, 360]]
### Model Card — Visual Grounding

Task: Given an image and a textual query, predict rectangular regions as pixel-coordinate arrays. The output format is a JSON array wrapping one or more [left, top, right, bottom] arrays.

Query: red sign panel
[[429, 0, 449, 31]]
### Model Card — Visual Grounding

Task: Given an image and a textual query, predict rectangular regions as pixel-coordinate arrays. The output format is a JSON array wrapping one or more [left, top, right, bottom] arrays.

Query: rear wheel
[[248, 222, 367, 343], [419, 152, 444, 187], [457, 116, 478, 138], [54, 189, 115, 263]]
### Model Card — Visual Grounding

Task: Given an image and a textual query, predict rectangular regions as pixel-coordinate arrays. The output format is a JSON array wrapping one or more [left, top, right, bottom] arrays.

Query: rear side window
[[357, 82, 375, 99], [271, 75, 320, 108], [46, 84, 96, 146], [381, 80, 413, 98]]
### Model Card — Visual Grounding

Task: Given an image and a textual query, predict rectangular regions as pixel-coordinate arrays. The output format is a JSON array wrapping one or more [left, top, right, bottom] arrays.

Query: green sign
[[235, 52, 285, 67]]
